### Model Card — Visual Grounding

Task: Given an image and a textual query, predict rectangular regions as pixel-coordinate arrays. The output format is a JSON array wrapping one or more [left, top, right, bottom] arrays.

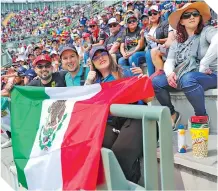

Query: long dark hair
[[176, 15, 204, 43]]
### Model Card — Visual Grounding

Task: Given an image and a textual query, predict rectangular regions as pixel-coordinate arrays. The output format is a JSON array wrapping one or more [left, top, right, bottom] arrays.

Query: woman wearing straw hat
[[152, 2, 217, 130]]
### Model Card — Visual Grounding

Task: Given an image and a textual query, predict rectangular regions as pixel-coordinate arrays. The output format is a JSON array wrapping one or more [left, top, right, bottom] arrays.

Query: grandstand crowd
[[1, 0, 218, 184]]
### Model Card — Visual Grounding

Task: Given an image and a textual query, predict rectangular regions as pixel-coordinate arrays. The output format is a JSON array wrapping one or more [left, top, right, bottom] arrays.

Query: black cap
[[89, 45, 107, 60], [59, 44, 78, 57]]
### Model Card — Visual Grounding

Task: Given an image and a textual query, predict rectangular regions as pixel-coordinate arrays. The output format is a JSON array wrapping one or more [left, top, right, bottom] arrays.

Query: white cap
[[108, 18, 119, 25], [16, 55, 26, 62], [50, 50, 58, 56], [149, 5, 159, 12]]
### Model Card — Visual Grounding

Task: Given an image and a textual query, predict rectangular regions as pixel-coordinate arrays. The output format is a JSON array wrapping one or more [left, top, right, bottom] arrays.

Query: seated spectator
[[50, 50, 61, 72], [33, 45, 42, 56], [88, 19, 108, 46], [81, 32, 92, 66], [145, 5, 169, 76], [114, 11, 123, 24], [140, 13, 149, 30], [85, 45, 150, 183], [152, 2, 217, 130], [79, 12, 88, 26], [51, 39, 59, 52], [59, 44, 88, 86], [118, 13, 145, 68], [23, 69, 37, 85], [159, 0, 176, 21], [27, 54, 67, 87], [150, 26, 176, 76], [104, 18, 124, 63], [100, 11, 110, 35]]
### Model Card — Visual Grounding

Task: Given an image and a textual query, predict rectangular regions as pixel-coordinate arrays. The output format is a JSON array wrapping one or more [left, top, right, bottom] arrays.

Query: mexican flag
[[11, 77, 154, 190]]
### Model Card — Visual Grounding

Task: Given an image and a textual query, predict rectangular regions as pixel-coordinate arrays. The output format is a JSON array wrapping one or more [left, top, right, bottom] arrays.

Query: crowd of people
[[1, 0, 218, 185]]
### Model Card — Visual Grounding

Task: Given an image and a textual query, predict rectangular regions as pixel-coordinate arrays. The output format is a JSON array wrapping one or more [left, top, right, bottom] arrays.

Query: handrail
[[110, 104, 175, 190]]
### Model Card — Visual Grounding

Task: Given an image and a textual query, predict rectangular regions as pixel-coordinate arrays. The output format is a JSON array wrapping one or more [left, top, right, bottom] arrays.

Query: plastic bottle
[[178, 124, 187, 153]]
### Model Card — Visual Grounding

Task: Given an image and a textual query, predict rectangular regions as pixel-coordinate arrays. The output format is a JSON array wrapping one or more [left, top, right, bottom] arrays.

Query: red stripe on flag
[[61, 77, 154, 190]]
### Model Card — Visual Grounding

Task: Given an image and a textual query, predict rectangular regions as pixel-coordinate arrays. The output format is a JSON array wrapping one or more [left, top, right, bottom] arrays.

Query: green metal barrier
[[98, 104, 175, 190]]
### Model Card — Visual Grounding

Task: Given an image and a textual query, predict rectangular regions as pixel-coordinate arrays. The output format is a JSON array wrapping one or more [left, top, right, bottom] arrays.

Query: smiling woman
[[151, 2, 217, 131], [85, 45, 144, 85]]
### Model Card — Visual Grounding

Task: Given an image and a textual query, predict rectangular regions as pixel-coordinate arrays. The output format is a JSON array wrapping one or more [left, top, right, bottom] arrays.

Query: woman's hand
[[167, 72, 177, 88], [130, 63, 143, 75], [147, 35, 157, 42], [85, 64, 96, 85]]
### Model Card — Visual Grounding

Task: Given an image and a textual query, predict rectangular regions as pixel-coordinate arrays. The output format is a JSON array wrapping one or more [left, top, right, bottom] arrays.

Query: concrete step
[[138, 131, 217, 190], [151, 89, 217, 134]]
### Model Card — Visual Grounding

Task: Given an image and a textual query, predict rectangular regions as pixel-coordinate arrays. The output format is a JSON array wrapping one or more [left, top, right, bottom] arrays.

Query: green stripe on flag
[[11, 86, 50, 188]]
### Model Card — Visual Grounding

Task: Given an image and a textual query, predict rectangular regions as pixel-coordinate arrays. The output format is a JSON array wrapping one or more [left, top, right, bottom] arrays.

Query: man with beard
[[59, 44, 88, 86], [27, 54, 67, 87]]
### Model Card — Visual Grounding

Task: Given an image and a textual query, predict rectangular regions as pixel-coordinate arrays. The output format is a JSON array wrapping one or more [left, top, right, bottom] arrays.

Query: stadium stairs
[[146, 89, 217, 190], [2, 12, 15, 27]]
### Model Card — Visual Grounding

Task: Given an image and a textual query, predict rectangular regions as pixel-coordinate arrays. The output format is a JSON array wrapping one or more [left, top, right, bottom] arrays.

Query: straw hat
[[168, 2, 211, 30]]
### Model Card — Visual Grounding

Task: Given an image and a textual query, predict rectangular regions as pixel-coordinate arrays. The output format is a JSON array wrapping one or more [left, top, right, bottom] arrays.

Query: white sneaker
[[1, 139, 12, 149]]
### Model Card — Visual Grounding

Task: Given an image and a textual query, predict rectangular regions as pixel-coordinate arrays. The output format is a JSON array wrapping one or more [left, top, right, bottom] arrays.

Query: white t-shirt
[[147, 26, 158, 48]]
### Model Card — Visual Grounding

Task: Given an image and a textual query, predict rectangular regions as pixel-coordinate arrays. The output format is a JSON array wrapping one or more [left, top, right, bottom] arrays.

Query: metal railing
[[108, 104, 175, 190]]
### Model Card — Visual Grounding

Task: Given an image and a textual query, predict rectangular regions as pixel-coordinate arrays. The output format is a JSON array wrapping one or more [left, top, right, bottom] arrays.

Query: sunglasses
[[148, 11, 158, 16], [36, 63, 51, 69], [181, 11, 200, 20], [127, 19, 137, 24], [109, 23, 118, 28], [92, 51, 108, 61], [89, 25, 96, 28]]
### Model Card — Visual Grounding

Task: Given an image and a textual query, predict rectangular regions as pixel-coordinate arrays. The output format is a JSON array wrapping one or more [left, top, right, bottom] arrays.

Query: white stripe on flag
[[24, 85, 102, 190], [45, 84, 102, 100]]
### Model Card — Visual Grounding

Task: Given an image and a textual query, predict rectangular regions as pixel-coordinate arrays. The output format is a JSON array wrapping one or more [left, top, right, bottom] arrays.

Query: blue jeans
[[145, 49, 155, 76], [118, 51, 146, 68], [152, 72, 217, 116]]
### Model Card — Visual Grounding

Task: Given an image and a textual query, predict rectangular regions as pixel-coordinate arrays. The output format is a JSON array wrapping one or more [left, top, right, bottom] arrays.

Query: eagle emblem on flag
[[39, 100, 67, 151]]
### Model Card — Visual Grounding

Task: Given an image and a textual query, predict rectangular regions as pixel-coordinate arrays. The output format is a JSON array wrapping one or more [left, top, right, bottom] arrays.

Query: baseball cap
[[89, 45, 107, 60], [50, 50, 58, 56], [115, 11, 121, 15], [100, 11, 107, 17], [52, 39, 59, 43], [141, 13, 149, 20], [82, 32, 91, 38], [59, 44, 78, 57], [17, 66, 27, 76], [127, 2, 134, 6], [126, 13, 137, 22], [16, 55, 26, 62], [89, 19, 97, 26], [108, 18, 119, 25], [149, 5, 159, 12], [24, 69, 37, 79], [32, 54, 52, 67]]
